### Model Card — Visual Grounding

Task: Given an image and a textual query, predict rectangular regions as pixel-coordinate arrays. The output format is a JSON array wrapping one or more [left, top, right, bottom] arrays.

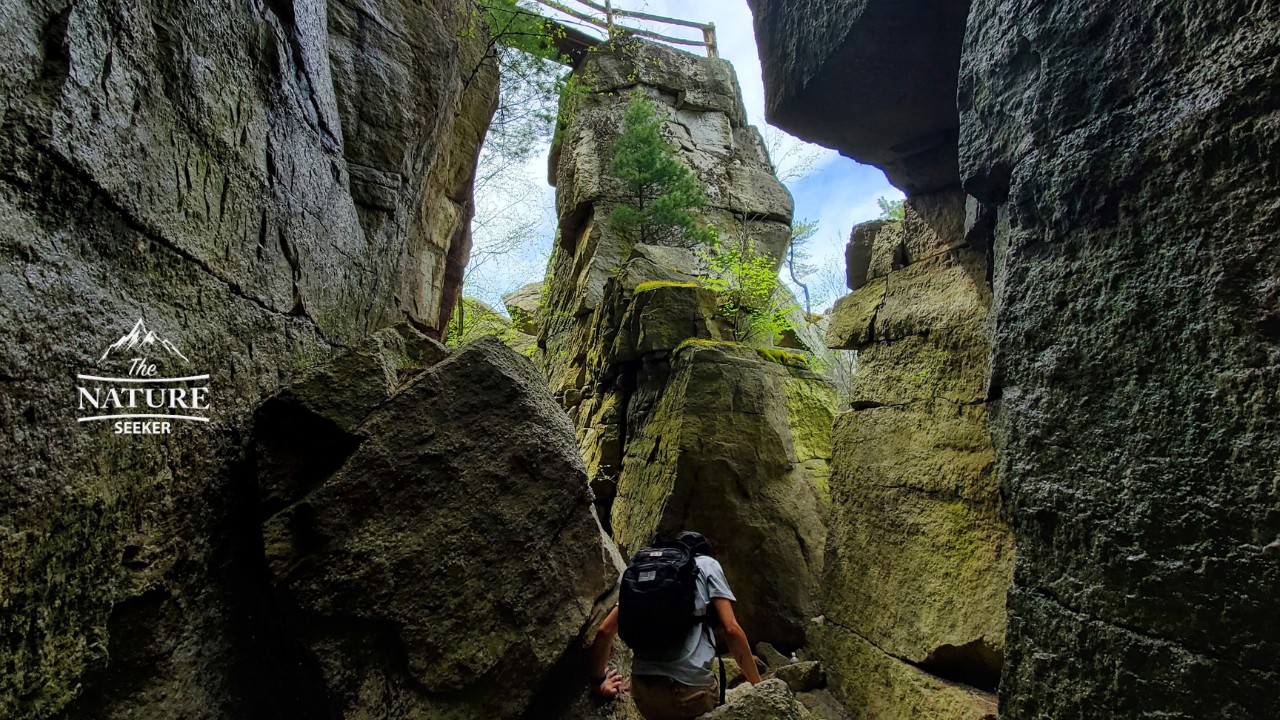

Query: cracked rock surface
[[962, 1, 1280, 716], [0, 0, 497, 716], [819, 190, 1010, 718], [259, 336, 622, 719], [753, 0, 1280, 717]]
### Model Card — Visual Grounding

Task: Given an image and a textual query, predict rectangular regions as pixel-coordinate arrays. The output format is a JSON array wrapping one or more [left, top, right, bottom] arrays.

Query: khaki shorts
[[631, 674, 719, 720]]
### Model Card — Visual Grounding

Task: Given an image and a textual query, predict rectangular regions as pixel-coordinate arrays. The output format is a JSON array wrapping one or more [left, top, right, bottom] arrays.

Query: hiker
[[588, 531, 762, 719]]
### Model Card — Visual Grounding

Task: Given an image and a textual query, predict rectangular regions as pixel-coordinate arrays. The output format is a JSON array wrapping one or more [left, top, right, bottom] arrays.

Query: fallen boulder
[[260, 336, 623, 718]]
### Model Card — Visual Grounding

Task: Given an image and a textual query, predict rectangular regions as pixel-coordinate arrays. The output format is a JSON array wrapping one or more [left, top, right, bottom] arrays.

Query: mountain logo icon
[[98, 319, 190, 364]]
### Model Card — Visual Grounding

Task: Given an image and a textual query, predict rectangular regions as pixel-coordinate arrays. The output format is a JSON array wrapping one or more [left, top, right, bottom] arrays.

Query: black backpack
[[617, 540, 703, 658], [617, 537, 728, 704]]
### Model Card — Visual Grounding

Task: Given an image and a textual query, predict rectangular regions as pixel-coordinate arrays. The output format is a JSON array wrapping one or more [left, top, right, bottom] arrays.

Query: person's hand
[[590, 668, 625, 699]]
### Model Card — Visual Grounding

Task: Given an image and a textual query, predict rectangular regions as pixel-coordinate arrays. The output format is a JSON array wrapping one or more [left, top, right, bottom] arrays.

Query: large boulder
[[259, 337, 623, 718], [0, 1, 498, 717], [960, 0, 1280, 716], [746, 0, 971, 194], [705, 679, 807, 720], [611, 341, 833, 649]]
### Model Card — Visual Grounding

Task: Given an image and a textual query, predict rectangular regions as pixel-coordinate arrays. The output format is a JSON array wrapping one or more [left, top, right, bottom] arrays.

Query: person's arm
[[588, 606, 625, 698], [712, 598, 762, 684]]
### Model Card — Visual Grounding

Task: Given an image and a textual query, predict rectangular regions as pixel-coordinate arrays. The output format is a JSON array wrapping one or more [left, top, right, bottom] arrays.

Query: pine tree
[[608, 92, 709, 245]]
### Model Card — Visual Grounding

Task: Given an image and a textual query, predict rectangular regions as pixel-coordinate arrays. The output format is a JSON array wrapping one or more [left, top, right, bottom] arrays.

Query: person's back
[[587, 532, 762, 720]]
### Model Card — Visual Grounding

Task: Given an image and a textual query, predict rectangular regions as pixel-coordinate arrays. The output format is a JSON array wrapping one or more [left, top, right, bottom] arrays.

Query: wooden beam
[[574, 0, 712, 31], [532, 0, 609, 32], [529, 0, 716, 57], [618, 26, 707, 48]]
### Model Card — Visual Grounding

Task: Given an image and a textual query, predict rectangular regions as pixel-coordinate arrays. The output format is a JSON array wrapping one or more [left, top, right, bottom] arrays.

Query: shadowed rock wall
[[960, 1, 1280, 716], [753, 0, 1280, 717], [0, 0, 497, 716]]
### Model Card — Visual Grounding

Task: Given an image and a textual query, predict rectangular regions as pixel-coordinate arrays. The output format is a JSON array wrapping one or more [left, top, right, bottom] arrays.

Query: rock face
[[959, 2, 1280, 717], [538, 38, 831, 650], [258, 337, 622, 718], [541, 37, 793, 398], [504, 281, 544, 335], [754, 1, 1280, 718], [0, 1, 498, 717], [451, 296, 538, 357], [611, 341, 833, 649], [818, 191, 1010, 718], [746, 0, 970, 195]]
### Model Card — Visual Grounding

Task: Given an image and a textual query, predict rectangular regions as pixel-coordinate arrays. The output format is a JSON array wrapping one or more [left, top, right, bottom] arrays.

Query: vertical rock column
[[823, 190, 1010, 718], [538, 38, 832, 650], [747, 0, 1012, 715]]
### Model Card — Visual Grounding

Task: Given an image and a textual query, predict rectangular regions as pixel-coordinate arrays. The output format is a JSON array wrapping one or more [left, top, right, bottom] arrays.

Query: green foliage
[[876, 196, 906, 220], [446, 297, 528, 350], [608, 92, 710, 245], [472, 0, 566, 62], [466, 2, 572, 166], [700, 237, 796, 345], [552, 74, 587, 147], [463, 2, 570, 311]]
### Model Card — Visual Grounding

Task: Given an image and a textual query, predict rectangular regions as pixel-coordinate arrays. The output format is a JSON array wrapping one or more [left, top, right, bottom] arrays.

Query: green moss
[[634, 280, 698, 294], [290, 346, 333, 373], [672, 339, 811, 370], [755, 347, 811, 370], [673, 337, 742, 355]]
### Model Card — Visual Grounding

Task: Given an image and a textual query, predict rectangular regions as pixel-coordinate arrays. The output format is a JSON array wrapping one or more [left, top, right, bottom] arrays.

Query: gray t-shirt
[[631, 555, 737, 686]]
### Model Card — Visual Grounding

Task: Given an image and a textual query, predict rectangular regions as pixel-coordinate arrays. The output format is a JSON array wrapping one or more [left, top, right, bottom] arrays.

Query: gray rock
[[746, 0, 969, 194], [795, 688, 853, 720], [775, 661, 826, 693], [752, 0, 1280, 717], [0, 0, 498, 716], [503, 282, 545, 335], [960, 0, 1280, 716], [703, 679, 806, 720], [756, 641, 792, 669], [541, 38, 792, 395], [820, 192, 1011, 716], [262, 337, 623, 718]]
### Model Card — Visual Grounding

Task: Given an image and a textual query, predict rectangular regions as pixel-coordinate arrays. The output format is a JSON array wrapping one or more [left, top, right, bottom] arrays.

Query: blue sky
[[467, 0, 901, 313]]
